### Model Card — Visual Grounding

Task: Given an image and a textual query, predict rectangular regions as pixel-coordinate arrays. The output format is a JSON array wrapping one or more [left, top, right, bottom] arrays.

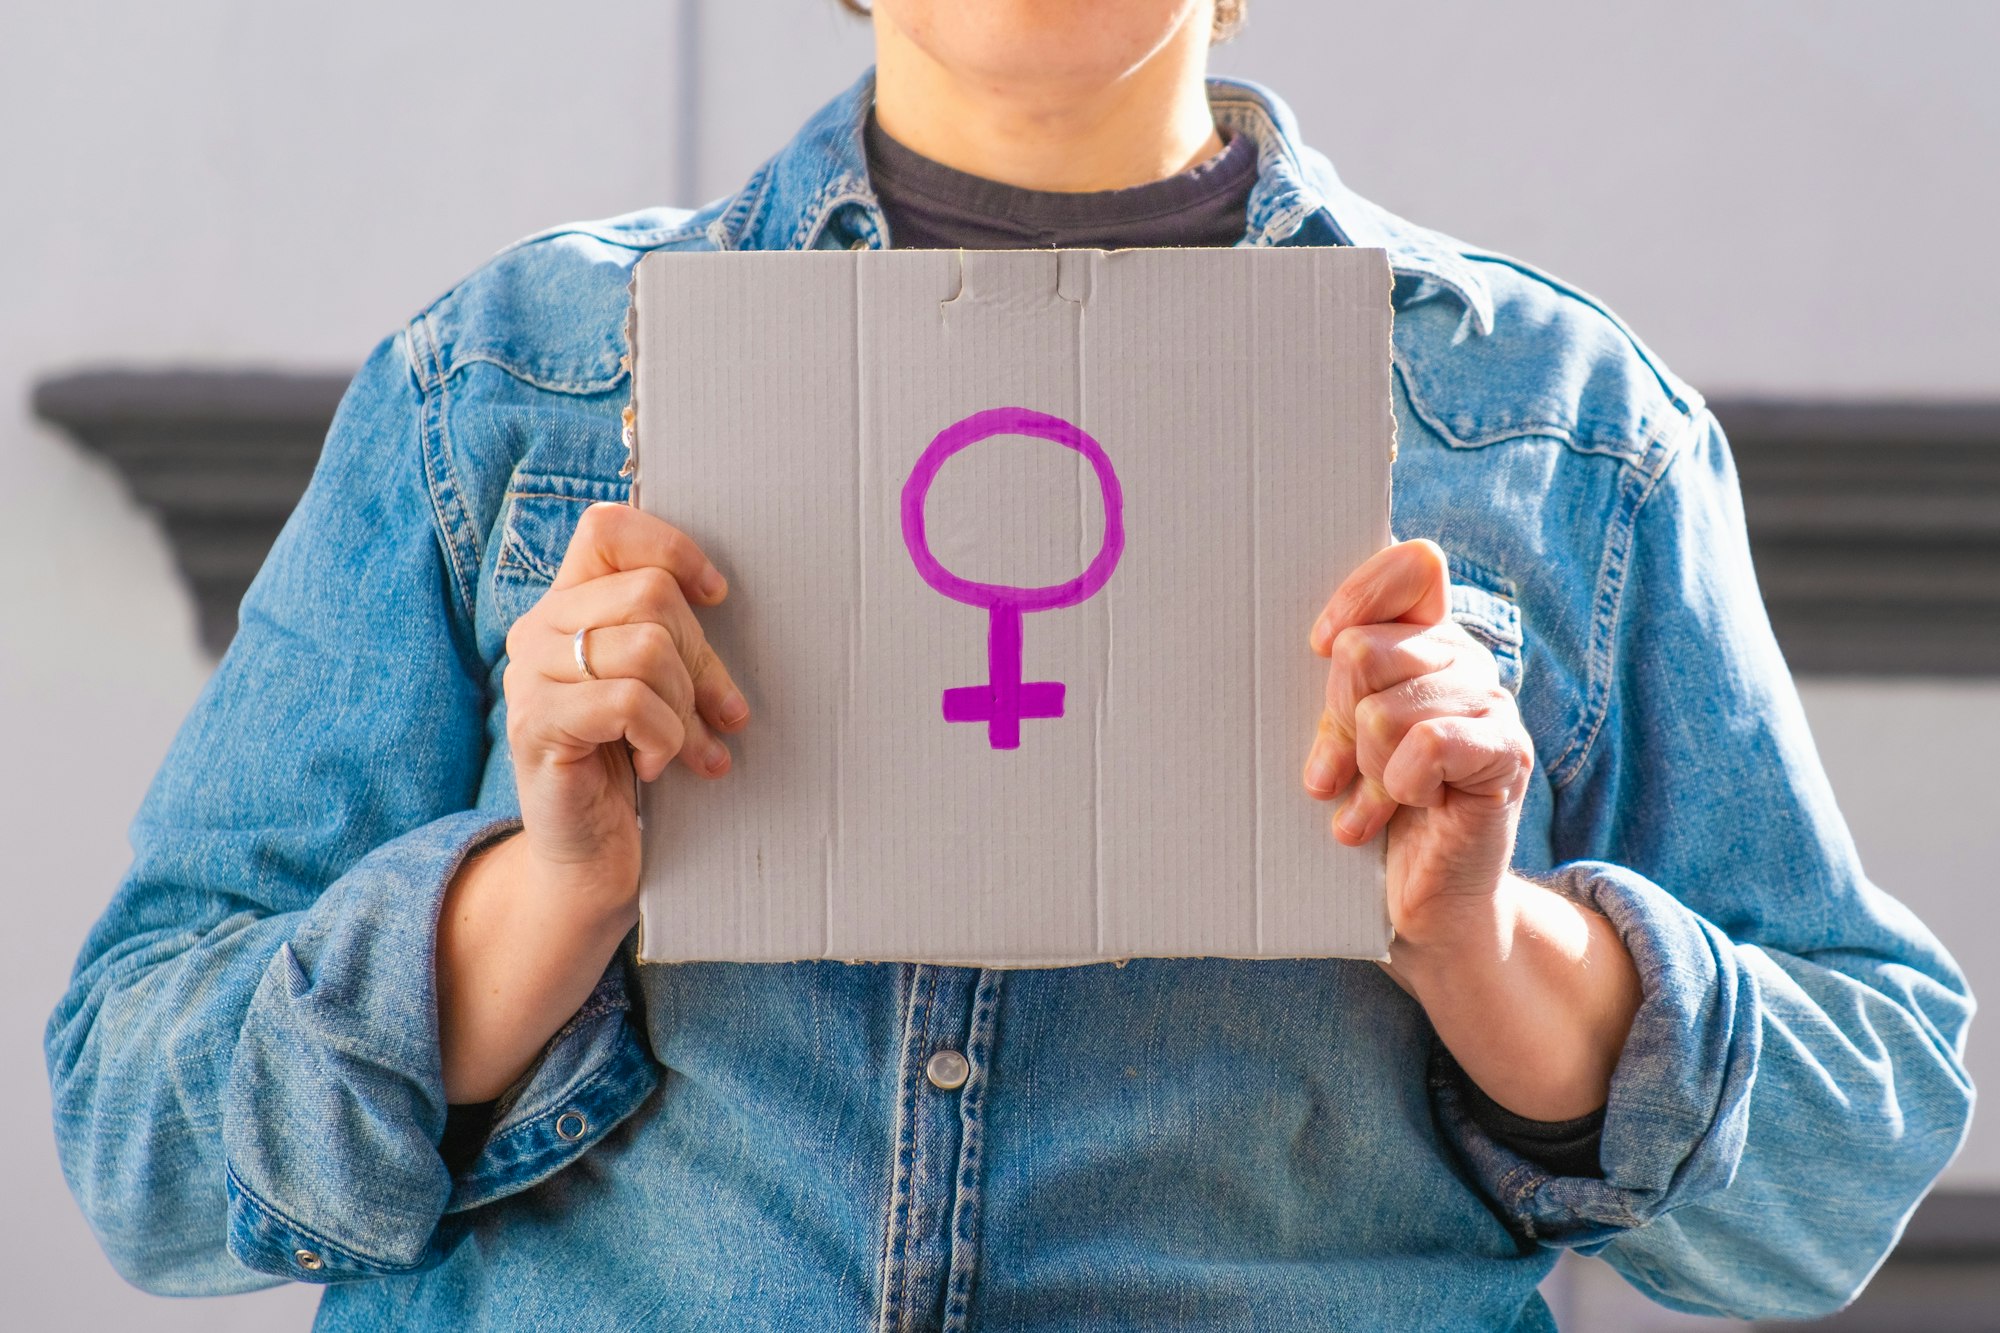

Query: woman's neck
[[871, 13, 1222, 193]]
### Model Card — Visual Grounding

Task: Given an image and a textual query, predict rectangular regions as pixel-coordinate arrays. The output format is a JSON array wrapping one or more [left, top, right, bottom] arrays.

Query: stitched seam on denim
[[409, 318, 479, 618], [894, 966, 945, 1333], [440, 349, 627, 397], [226, 1163, 431, 1274], [1545, 413, 1695, 791], [711, 162, 775, 251], [874, 964, 923, 1333], [494, 497, 576, 585], [1391, 346, 1659, 462], [942, 971, 1003, 1331], [495, 217, 708, 257]]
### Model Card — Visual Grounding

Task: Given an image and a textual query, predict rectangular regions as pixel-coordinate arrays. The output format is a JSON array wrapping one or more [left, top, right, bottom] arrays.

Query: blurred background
[[4, 2, 1995, 1328]]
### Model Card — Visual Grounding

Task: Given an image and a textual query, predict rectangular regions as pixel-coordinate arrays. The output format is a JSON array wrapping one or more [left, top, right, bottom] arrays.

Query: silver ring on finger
[[573, 625, 598, 681]]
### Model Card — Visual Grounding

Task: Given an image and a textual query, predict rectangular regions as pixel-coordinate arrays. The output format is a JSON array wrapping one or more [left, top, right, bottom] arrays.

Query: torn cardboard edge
[[625, 246, 1395, 967]]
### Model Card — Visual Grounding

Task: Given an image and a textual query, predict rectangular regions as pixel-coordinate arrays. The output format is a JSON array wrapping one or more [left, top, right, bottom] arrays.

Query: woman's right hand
[[499, 501, 748, 921]]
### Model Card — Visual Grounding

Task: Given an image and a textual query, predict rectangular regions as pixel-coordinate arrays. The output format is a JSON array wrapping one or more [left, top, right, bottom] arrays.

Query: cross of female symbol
[[900, 406, 1126, 750]]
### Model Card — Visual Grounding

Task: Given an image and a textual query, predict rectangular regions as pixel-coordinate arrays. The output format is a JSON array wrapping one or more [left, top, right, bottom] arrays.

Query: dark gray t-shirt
[[865, 110, 1258, 251]]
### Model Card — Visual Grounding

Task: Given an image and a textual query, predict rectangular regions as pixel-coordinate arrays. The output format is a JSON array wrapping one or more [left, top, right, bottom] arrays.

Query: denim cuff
[[445, 943, 659, 1213], [221, 809, 660, 1282], [1431, 860, 1759, 1248]]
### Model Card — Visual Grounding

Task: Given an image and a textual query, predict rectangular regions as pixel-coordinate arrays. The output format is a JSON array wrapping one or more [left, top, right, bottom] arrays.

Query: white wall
[[0, 3, 1991, 1329]]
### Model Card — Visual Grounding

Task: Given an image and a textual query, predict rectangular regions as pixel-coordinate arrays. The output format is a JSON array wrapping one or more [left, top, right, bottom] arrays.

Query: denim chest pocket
[[492, 471, 631, 591], [1442, 552, 1524, 695]]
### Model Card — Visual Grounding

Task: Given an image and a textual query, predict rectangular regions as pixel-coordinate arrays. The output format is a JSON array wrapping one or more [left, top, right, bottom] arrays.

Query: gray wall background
[[2, 3, 1993, 1328]]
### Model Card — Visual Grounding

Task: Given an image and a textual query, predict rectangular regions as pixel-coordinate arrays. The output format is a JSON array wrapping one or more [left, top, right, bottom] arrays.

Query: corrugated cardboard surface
[[631, 247, 1392, 965]]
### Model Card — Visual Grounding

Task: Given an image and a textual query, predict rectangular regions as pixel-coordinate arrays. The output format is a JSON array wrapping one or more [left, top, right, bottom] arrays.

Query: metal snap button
[[849, 235, 870, 250], [555, 1110, 588, 1141], [925, 1049, 970, 1091], [293, 1249, 323, 1271]]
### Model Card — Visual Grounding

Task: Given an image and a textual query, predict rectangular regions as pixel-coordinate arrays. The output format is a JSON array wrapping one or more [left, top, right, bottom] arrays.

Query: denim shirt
[[46, 69, 1974, 1331]]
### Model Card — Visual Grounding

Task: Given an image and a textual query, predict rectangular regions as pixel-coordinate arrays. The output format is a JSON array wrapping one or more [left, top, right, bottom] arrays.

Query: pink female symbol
[[901, 406, 1126, 750]]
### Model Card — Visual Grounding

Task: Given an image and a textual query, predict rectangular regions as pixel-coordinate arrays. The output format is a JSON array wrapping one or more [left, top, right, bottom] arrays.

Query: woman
[[47, 2, 1972, 1329]]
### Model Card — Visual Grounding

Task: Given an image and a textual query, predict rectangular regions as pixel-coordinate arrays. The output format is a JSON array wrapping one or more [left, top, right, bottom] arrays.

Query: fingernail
[[1310, 616, 1331, 652], [1304, 747, 1337, 795], [720, 691, 748, 726], [1336, 802, 1368, 840], [700, 566, 727, 601], [702, 739, 729, 773]]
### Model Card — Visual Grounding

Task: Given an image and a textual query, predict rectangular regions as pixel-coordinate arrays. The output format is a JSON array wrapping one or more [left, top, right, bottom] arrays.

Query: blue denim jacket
[[47, 69, 1974, 1331]]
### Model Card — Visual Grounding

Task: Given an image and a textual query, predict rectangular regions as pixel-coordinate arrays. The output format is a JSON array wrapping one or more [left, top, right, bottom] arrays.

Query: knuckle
[[687, 634, 722, 680], [576, 500, 619, 544], [637, 564, 677, 609], [1414, 715, 1455, 755], [660, 662, 694, 713], [611, 676, 651, 714], [1334, 626, 1376, 672], [1355, 694, 1395, 747], [634, 618, 675, 665]]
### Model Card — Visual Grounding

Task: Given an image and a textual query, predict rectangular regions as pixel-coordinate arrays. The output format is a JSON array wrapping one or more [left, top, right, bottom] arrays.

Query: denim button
[[555, 1110, 588, 1141], [293, 1249, 323, 1271], [925, 1049, 970, 1091]]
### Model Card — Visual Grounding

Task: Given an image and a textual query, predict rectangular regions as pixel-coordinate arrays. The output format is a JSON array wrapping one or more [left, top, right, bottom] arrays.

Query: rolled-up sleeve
[[1431, 408, 1975, 1320], [44, 331, 659, 1294]]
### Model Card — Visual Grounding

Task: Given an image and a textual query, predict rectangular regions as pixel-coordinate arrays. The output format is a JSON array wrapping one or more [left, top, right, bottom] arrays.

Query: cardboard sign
[[629, 246, 1393, 965]]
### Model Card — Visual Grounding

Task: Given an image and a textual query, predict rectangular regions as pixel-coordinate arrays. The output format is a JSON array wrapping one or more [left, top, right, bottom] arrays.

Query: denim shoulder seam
[[404, 316, 481, 628], [495, 213, 709, 258], [1459, 249, 1702, 421], [1544, 409, 1707, 791]]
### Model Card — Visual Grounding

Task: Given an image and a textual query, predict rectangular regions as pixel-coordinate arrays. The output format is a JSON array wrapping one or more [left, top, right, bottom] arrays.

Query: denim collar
[[703, 68, 1495, 336]]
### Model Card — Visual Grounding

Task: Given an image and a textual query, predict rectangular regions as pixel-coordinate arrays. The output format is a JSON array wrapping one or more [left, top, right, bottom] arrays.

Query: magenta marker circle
[[900, 406, 1126, 750], [901, 407, 1126, 611]]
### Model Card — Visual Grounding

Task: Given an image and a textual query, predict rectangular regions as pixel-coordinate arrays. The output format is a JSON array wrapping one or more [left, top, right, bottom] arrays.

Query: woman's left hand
[[1302, 538, 1536, 948]]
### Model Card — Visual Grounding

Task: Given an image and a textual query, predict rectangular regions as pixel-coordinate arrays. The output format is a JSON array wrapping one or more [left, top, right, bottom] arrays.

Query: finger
[[1321, 621, 1469, 724], [509, 674, 687, 780], [1352, 674, 1508, 790], [550, 501, 728, 605], [1303, 706, 1357, 801], [542, 620, 734, 779], [533, 567, 750, 733], [554, 619, 714, 763], [1310, 538, 1450, 655], [1378, 715, 1534, 811], [1333, 777, 1399, 845]]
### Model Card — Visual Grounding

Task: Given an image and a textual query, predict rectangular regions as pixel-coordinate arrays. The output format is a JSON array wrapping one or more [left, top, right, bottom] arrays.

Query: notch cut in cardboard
[[628, 246, 1393, 966]]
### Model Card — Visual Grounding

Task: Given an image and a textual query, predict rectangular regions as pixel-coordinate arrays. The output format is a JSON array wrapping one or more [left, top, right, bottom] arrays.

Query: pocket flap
[[1444, 552, 1524, 694]]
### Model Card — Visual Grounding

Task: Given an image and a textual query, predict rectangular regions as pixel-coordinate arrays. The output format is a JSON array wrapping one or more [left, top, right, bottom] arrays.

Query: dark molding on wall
[[30, 370, 2000, 675], [1713, 398, 2000, 677], [33, 369, 346, 656]]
